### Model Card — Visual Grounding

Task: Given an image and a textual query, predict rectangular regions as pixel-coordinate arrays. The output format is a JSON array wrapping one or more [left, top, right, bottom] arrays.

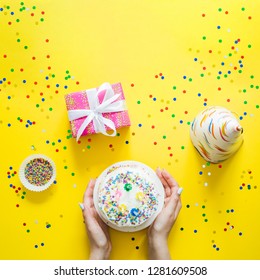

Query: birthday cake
[[94, 161, 164, 232]]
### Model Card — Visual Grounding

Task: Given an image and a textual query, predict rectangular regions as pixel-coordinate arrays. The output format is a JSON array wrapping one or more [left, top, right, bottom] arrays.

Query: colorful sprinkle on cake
[[97, 168, 159, 227]]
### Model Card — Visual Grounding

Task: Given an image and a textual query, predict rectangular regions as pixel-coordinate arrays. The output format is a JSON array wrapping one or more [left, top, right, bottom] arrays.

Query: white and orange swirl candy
[[190, 106, 244, 163]]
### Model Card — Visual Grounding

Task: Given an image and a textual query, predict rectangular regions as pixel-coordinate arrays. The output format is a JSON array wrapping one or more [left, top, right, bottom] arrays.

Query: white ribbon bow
[[68, 83, 126, 141]]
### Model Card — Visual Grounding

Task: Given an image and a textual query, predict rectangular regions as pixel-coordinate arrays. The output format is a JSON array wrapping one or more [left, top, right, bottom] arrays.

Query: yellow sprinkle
[[135, 191, 144, 201], [118, 204, 127, 213]]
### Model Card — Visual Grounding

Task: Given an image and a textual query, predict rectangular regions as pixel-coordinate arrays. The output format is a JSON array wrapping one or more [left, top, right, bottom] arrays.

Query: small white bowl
[[19, 154, 56, 192]]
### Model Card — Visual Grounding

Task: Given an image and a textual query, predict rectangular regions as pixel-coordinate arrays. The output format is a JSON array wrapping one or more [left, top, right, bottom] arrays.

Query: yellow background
[[0, 0, 259, 260]]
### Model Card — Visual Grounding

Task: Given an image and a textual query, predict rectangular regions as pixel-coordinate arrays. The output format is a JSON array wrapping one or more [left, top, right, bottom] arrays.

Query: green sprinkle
[[250, 75, 254, 79], [16, 19, 20, 23], [228, 53, 232, 57], [172, 86, 177, 90], [226, 209, 230, 213], [71, 173, 75, 176], [218, 8, 222, 12], [26, 229, 30, 233], [124, 183, 132, 192], [49, 107, 53, 111], [238, 70, 243, 74], [206, 162, 210, 166], [202, 36, 206, 40], [224, 74, 228, 78], [187, 121, 191, 125], [137, 100, 141, 104], [248, 44, 252, 48], [11, 68, 14, 72], [256, 105, 259, 109], [200, 74, 204, 77], [36, 104, 40, 108], [217, 76, 221, 80], [202, 205, 206, 209], [87, 145, 91, 149], [241, 7, 245, 11], [163, 135, 166, 139], [40, 18, 44, 22], [181, 146, 185, 150], [243, 89, 247, 93], [244, 101, 248, 104], [202, 213, 206, 217], [32, 6, 36, 9], [250, 85, 254, 88], [189, 78, 192, 82], [17, 39, 21, 42], [218, 39, 222, 43], [24, 46, 28, 49], [63, 146, 67, 150], [204, 219, 208, 222], [171, 114, 175, 118]]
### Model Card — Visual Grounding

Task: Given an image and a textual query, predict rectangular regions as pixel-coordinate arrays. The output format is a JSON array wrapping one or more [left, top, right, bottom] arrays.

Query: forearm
[[148, 235, 171, 260]]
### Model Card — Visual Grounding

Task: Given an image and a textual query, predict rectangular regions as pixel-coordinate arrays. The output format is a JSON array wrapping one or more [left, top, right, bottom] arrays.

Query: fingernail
[[79, 203, 85, 210], [177, 188, 183, 195]]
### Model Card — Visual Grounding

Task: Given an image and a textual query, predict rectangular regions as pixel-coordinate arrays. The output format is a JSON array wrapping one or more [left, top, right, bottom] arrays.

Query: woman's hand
[[147, 168, 182, 259], [82, 179, 112, 260]]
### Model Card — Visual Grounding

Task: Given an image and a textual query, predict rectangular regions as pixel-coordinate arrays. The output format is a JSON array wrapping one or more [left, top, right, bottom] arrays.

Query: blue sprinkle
[[46, 140, 50, 144], [240, 64, 244, 68], [138, 124, 142, 127], [194, 58, 198, 61], [221, 62, 225, 66], [8, 96, 11, 99], [180, 120, 183, 124], [56, 84, 59, 87], [239, 116, 243, 120], [194, 229, 197, 233], [203, 103, 207, 106], [161, 76, 164, 79], [125, 141, 129, 144], [3, 78, 6, 81], [198, 93, 201, 97], [217, 25, 221, 29], [173, 97, 177, 101], [228, 70, 231, 74], [183, 76, 187, 79], [42, 98, 45, 102], [218, 71, 222, 74], [64, 85, 68, 89], [22, 80, 26, 83], [153, 97, 156, 101], [58, 139, 61, 143], [45, 76, 49, 80], [11, 11, 14, 15], [7, 123, 11, 127], [199, 171, 203, 175], [239, 186, 243, 190], [244, 112, 247, 116]]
